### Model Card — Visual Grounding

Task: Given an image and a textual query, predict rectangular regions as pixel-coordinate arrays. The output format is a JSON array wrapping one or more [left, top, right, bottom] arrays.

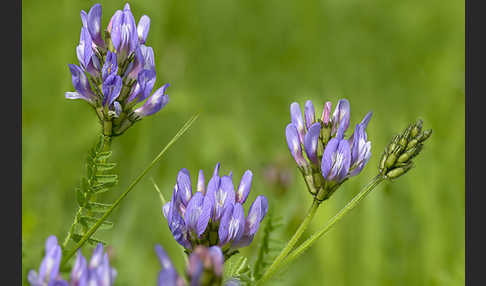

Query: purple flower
[[285, 99, 372, 193], [290, 102, 305, 143], [102, 73, 122, 107], [232, 195, 268, 248], [155, 245, 224, 286], [133, 83, 170, 117], [76, 27, 93, 71], [28, 237, 116, 286], [321, 138, 351, 183], [28, 236, 65, 286], [86, 4, 104, 47], [348, 112, 372, 177], [304, 100, 316, 130], [127, 69, 157, 103], [321, 101, 332, 125], [303, 122, 321, 166], [218, 203, 245, 245], [108, 3, 138, 61], [235, 170, 252, 204], [285, 123, 306, 168], [187, 246, 224, 285], [163, 163, 268, 252], [137, 15, 151, 44], [101, 51, 118, 81], [66, 64, 97, 104], [155, 245, 185, 286], [331, 99, 350, 139]]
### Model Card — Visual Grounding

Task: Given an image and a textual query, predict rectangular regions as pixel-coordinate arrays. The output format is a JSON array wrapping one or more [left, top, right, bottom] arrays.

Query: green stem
[[60, 113, 199, 267], [256, 199, 320, 286], [259, 175, 384, 283]]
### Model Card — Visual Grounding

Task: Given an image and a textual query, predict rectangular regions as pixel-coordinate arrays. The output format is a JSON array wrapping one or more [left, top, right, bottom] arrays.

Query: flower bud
[[379, 119, 432, 179]]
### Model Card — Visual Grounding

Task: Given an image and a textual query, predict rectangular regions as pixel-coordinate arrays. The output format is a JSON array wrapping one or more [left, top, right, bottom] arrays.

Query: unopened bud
[[419, 129, 433, 142], [386, 162, 413, 179], [411, 119, 423, 137]]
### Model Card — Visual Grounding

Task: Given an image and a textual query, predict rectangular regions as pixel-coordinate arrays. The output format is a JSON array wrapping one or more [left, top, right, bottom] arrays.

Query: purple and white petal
[[290, 102, 305, 143], [304, 100, 316, 130], [236, 170, 252, 204], [285, 123, 306, 167], [133, 84, 170, 117], [137, 15, 151, 44], [303, 122, 321, 165]]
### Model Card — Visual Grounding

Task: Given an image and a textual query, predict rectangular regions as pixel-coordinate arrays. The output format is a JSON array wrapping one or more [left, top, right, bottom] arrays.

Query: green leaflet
[[62, 135, 118, 250]]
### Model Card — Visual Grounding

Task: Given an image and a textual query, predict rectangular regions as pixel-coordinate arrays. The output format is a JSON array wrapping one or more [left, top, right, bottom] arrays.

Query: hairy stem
[[60, 113, 199, 267], [256, 199, 320, 286], [258, 175, 384, 284]]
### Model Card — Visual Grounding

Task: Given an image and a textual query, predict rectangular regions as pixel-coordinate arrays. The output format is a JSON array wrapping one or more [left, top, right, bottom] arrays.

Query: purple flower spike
[[303, 122, 322, 165], [213, 176, 236, 221], [321, 101, 332, 125], [290, 102, 305, 143], [197, 170, 205, 194], [66, 64, 96, 104], [102, 74, 122, 107], [133, 84, 170, 117], [285, 123, 306, 167], [176, 168, 193, 206], [87, 4, 104, 47], [137, 15, 151, 44], [304, 100, 316, 130], [219, 203, 245, 245], [102, 51, 118, 81], [332, 99, 351, 139], [236, 170, 252, 204], [76, 27, 93, 70], [321, 138, 351, 183]]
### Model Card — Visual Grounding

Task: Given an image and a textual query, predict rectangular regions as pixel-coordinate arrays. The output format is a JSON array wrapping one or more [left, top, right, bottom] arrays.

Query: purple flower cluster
[[163, 163, 268, 255], [285, 99, 372, 199], [156, 244, 229, 286], [66, 3, 169, 136], [28, 236, 116, 286]]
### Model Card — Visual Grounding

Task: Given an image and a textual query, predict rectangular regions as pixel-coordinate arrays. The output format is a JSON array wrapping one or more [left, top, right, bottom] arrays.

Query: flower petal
[[303, 122, 321, 165], [304, 100, 316, 130], [290, 102, 305, 143], [236, 170, 252, 204]]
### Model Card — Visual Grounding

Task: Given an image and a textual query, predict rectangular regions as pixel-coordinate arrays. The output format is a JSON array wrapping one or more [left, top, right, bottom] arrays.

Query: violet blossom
[[162, 163, 268, 258], [65, 3, 170, 136], [285, 99, 373, 200]]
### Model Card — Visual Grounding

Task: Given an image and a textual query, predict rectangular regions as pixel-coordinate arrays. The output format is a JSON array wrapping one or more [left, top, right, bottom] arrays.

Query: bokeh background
[[22, 0, 464, 285]]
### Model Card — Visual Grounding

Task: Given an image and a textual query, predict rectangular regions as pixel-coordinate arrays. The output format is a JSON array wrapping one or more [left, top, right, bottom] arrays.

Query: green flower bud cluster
[[379, 119, 432, 179]]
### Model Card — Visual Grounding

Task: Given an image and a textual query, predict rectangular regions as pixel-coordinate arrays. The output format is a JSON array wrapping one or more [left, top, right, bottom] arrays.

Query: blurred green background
[[22, 0, 464, 285]]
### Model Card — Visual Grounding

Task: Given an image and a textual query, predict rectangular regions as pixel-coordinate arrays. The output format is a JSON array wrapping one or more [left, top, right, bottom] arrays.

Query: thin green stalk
[[256, 199, 320, 286], [258, 175, 384, 284], [61, 113, 199, 266]]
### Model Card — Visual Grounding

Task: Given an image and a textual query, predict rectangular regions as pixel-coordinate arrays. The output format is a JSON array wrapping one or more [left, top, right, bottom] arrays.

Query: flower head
[[65, 3, 170, 136], [156, 245, 228, 286], [28, 236, 116, 286], [285, 99, 372, 200], [163, 163, 268, 258]]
